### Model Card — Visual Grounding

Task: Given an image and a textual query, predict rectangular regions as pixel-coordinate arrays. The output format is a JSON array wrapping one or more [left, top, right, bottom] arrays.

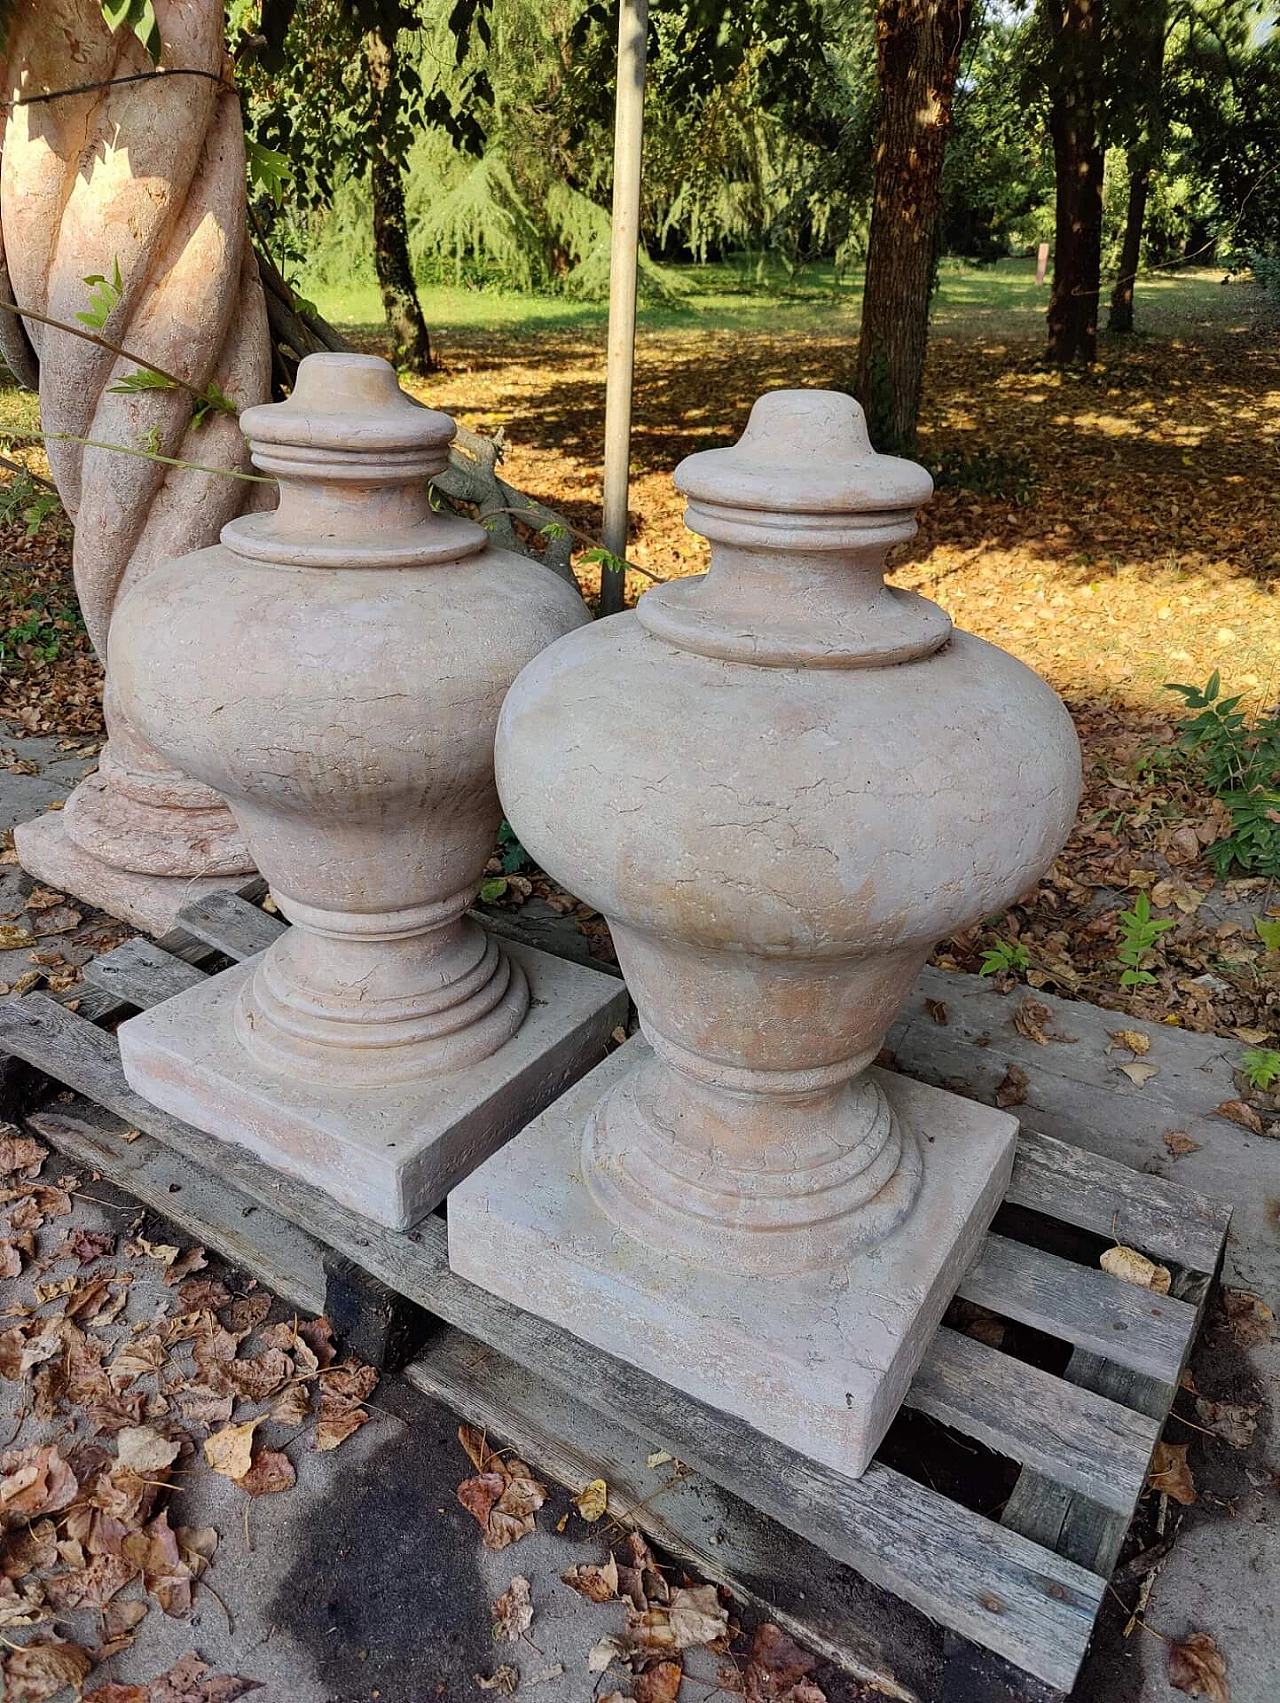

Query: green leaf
[[245, 136, 292, 208], [1255, 918, 1280, 952], [109, 367, 176, 397], [76, 258, 124, 330], [100, 0, 161, 62], [190, 381, 237, 428], [478, 877, 508, 903], [1241, 1048, 1280, 1092]]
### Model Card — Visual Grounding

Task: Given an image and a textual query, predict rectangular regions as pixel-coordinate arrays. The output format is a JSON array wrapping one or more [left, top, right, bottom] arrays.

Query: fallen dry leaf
[[627, 1582, 729, 1655], [589, 1635, 627, 1673], [475, 1667, 519, 1696], [1149, 1442, 1197, 1505], [646, 1450, 673, 1469], [1108, 1027, 1152, 1055], [493, 1574, 534, 1640], [1216, 1100, 1264, 1135], [3, 1639, 94, 1703], [203, 1418, 261, 1481], [1168, 1631, 1230, 1702], [125, 1236, 179, 1267], [739, 1622, 827, 1703], [269, 1382, 311, 1427], [1220, 1290, 1275, 1349], [994, 1062, 1029, 1108], [1194, 1398, 1259, 1450], [0, 1445, 78, 1519], [84, 1686, 149, 1703], [561, 1558, 619, 1603], [148, 1652, 262, 1703], [573, 1478, 608, 1522], [457, 1427, 547, 1550], [314, 1402, 369, 1452], [114, 1427, 181, 1476], [924, 996, 948, 1024], [1101, 1245, 1172, 1294], [634, 1661, 683, 1703], [1163, 1129, 1202, 1157], [1116, 1059, 1160, 1087], [0, 1132, 47, 1177], [237, 1449, 296, 1497]]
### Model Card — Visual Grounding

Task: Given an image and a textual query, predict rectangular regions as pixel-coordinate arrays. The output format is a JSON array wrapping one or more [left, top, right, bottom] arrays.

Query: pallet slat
[[0, 990, 1104, 1690], [1006, 1127, 1229, 1274], [83, 937, 210, 1008], [172, 890, 287, 959], [905, 1327, 1159, 1514], [955, 1232, 1197, 1384]]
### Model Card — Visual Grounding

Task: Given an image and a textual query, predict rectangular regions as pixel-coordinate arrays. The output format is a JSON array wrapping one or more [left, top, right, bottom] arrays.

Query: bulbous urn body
[[496, 390, 1081, 1275], [111, 353, 589, 1085]]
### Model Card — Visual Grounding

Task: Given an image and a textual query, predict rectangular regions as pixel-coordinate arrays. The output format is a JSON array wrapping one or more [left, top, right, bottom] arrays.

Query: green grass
[[306, 255, 1257, 345]]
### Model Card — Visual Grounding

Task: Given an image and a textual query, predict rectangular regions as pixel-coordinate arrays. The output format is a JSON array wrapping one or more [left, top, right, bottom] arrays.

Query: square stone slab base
[[448, 1037, 1018, 1480], [118, 939, 628, 1230], [13, 810, 255, 937]]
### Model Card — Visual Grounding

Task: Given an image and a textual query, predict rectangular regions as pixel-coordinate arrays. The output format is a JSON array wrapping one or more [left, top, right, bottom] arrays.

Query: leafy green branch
[[0, 289, 238, 430], [1, 428, 273, 487], [476, 505, 667, 587]]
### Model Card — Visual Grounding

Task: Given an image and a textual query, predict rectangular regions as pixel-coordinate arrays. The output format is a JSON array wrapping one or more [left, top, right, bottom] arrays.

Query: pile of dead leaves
[[0, 1124, 378, 1696], [0, 878, 129, 1002]]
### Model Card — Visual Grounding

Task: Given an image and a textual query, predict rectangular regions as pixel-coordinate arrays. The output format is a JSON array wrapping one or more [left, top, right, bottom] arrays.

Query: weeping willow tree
[[254, 0, 876, 304]]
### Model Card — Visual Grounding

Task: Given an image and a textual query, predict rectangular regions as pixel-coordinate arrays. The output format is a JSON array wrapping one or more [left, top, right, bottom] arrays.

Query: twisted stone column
[[1, 0, 269, 931]]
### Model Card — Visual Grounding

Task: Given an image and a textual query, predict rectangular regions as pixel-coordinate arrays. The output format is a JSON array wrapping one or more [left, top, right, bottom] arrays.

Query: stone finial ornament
[[3, 0, 271, 930], [449, 389, 1083, 1478], [112, 353, 625, 1228]]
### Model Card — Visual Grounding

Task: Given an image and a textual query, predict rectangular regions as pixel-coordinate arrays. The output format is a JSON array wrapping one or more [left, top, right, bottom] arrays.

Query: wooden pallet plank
[[173, 891, 287, 959], [1000, 1352, 1168, 1576], [955, 1233, 1197, 1384], [905, 1328, 1159, 1514], [1006, 1127, 1229, 1275], [83, 937, 210, 1008], [25, 1102, 327, 1311], [406, 1331, 932, 1703], [0, 993, 1104, 1690]]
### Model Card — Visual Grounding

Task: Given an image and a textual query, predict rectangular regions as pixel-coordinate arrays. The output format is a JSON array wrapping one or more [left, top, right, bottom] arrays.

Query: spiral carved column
[[1, 0, 268, 930]]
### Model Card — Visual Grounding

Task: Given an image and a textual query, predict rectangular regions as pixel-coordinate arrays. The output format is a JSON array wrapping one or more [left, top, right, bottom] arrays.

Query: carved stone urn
[[450, 389, 1082, 1477], [113, 352, 625, 1228]]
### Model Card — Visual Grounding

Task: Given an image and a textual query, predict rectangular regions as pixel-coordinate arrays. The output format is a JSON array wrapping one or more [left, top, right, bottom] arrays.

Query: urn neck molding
[[221, 352, 487, 570], [637, 388, 952, 669]]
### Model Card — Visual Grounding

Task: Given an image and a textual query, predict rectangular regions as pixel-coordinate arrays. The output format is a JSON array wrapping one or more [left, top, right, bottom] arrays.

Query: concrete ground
[[0, 736, 1276, 1703]]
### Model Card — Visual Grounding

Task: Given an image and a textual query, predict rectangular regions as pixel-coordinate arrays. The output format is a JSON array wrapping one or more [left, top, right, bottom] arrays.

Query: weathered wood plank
[[905, 1328, 1159, 1514], [1006, 1127, 1229, 1275], [1000, 1351, 1168, 1576], [83, 937, 209, 1009], [955, 1233, 1197, 1383], [172, 890, 287, 959], [26, 1101, 327, 1311], [0, 993, 1104, 1689], [406, 1331, 934, 1703]]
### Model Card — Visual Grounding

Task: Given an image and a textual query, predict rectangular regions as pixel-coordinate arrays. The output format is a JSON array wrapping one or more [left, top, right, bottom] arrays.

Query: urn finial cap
[[237, 353, 455, 474], [674, 390, 933, 525], [637, 387, 950, 668], [222, 353, 486, 569]]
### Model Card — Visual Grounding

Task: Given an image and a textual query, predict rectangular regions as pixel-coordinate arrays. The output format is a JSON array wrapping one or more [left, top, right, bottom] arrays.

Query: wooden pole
[[599, 0, 647, 617]]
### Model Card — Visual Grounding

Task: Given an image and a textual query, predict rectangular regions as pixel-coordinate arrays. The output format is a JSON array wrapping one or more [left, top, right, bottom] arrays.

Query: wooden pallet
[[0, 894, 1231, 1703]]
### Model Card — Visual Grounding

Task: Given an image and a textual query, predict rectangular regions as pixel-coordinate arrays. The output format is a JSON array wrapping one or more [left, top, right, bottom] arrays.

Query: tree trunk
[[1107, 4, 1166, 336], [1108, 164, 1148, 333], [854, 0, 971, 455], [366, 29, 434, 376], [1046, 0, 1104, 364]]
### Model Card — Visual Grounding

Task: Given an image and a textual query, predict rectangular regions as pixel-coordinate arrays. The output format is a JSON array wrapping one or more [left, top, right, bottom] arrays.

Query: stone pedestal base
[[448, 1037, 1018, 1480], [13, 809, 257, 937], [118, 938, 628, 1230]]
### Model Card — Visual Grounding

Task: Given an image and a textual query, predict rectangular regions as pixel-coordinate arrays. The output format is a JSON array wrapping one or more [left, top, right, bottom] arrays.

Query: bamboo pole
[[599, 0, 648, 617]]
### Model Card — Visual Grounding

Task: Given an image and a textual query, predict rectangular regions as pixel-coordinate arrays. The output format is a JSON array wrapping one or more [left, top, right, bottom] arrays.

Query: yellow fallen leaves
[[574, 1478, 608, 1522], [204, 1417, 262, 1481], [1101, 1245, 1172, 1294], [1216, 1099, 1264, 1135], [1108, 1028, 1152, 1056]]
